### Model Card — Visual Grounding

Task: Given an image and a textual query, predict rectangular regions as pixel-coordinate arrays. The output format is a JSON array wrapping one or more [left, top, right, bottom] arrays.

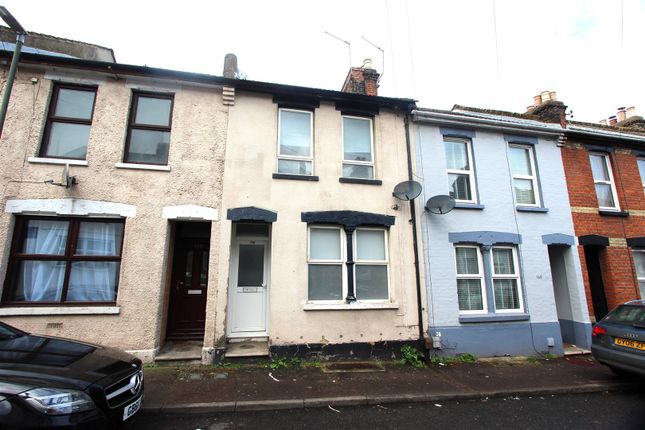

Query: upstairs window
[[342, 116, 374, 179], [40, 84, 97, 160], [589, 153, 619, 210], [124, 92, 173, 165], [444, 137, 477, 203], [4, 217, 124, 304], [277, 109, 313, 175], [509, 144, 540, 206], [638, 158, 645, 195]]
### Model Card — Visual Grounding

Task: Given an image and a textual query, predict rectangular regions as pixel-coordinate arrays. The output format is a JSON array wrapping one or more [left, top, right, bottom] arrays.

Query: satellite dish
[[425, 195, 456, 214], [392, 180, 422, 201]]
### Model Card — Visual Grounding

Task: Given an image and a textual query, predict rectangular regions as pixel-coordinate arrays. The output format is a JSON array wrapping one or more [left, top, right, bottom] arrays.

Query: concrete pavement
[[140, 355, 640, 414]]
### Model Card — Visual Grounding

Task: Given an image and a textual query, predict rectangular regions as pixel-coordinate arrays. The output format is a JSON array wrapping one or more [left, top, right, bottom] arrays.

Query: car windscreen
[[0, 324, 22, 339], [603, 305, 645, 326]]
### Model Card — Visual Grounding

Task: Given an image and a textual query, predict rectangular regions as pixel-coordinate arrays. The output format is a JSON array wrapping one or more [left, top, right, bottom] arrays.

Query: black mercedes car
[[0, 321, 143, 429]]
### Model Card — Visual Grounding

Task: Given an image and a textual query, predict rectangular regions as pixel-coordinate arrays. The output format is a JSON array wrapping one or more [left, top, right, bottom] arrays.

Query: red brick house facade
[[527, 97, 645, 322]]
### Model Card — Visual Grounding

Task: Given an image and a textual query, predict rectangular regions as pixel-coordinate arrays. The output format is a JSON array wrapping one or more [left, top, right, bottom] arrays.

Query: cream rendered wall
[[0, 67, 228, 360], [212, 92, 421, 348]]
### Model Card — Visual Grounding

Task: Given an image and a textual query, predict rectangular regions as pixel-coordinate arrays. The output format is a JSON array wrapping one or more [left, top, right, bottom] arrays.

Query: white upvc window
[[633, 250, 645, 299], [307, 226, 389, 302], [509, 144, 540, 206], [342, 116, 375, 179], [354, 228, 389, 301], [454, 246, 486, 314], [491, 246, 524, 313], [307, 226, 344, 301], [589, 153, 620, 211], [637, 158, 645, 196], [444, 137, 477, 203], [277, 108, 313, 175]]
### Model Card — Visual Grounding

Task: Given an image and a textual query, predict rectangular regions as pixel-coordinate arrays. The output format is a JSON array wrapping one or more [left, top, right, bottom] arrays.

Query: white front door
[[229, 239, 268, 336]]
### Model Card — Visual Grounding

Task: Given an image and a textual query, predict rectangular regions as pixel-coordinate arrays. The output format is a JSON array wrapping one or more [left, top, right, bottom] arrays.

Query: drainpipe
[[403, 110, 427, 360], [0, 31, 25, 139]]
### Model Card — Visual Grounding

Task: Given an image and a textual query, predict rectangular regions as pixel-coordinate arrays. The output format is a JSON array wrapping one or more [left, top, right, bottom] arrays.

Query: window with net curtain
[[5, 218, 124, 304], [277, 109, 313, 175], [454, 245, 523, 314], [444, 138, 475, 202], [308, 226, 388, 301], [589, 153, 619, 209], [455, 246, 485, 312]]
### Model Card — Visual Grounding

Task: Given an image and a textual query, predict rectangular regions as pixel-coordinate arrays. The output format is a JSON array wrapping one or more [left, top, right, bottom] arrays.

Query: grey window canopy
[[578, 234, 609, 247], [542, 233, 575, 247], [448, 231, 521, 246], [301, 210, 395, 228], [227, 206, 277, 223]]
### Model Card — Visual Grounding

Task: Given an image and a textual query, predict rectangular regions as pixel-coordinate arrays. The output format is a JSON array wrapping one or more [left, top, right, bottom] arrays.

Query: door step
[[155, 340, 203, 365], [225, 338, 269, 358]]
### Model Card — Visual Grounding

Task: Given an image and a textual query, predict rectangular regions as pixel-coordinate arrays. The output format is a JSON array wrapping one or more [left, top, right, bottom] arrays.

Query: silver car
[[591, 300, 645, 377]]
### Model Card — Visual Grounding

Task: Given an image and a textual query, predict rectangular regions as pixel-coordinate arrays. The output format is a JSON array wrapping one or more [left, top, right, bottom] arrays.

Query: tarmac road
[[130, 389, 645, 430]]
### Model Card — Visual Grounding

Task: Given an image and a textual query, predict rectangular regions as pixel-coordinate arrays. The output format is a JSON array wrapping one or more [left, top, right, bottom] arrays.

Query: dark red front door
[[166, 237, 209, 340]]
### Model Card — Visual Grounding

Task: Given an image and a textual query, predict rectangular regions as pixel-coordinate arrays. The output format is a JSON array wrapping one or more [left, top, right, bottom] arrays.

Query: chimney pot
[[526, 105, 535, 112], [533, 95, 542, 107], [626, 106, 636, 118], [549, 91, 557, 101], [362, 58, 373, 69], [617, 107, 627, 123], [223, 53, 238, 79], [608, 115, 617, 126], [541, 91, 550, 104], [599, 119, 608, 126]]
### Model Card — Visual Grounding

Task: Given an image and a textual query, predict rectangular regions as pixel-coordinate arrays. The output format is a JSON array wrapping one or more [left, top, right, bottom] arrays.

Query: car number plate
[[123, 396, 142, 421], [614, 337, 645, 351]]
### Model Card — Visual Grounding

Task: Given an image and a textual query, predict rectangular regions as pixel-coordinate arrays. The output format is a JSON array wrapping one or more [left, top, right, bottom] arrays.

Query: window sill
[[0, 306, 120, 316], [598, 210, 629, 217], [303, 302, 398, 311], [454, 203, 485, 210], [516, 206, 549, 213], [115, 162, 171, 172], [272, 173, 319, 181], [28, 157, 88, 166], [459, 313, 529, 323], [339, 177, 382, 186]]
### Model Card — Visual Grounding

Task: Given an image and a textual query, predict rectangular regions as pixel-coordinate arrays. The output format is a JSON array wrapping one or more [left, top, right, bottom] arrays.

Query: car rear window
[[604, 305, 645, 326]]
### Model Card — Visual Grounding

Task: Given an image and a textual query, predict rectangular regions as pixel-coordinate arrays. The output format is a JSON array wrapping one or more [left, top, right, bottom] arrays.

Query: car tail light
[[592, 325, 607, 337]]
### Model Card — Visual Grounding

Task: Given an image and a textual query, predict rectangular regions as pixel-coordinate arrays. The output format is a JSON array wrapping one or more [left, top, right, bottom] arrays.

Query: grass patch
[[211, 362, 244, 370], [431, 353, 477, 365], [397, 345, 426, 368]]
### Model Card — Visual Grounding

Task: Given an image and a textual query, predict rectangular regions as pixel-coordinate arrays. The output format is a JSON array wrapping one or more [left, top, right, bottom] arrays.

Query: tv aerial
[[45, 164, 77, 188], [425, 195, 456, 215], [392, 180, 422, 201]]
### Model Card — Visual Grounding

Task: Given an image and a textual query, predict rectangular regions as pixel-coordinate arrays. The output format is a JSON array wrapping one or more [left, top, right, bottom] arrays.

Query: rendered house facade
[[0, 43, 422, 362], [413, 105, 592, 356]]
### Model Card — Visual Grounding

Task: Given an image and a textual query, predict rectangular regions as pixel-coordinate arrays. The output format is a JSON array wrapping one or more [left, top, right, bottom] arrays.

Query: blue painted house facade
[[413, 106, 592, 356]]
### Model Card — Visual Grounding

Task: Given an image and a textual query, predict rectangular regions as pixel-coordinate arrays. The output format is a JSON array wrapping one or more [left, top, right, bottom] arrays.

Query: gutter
[[412, 109, 564, 137], [566, 124, 645, 145], [403, 113, 427, 359]]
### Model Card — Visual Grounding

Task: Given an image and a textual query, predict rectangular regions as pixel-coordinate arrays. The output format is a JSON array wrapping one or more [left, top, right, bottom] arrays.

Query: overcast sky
[[3, 0, 644, 122]]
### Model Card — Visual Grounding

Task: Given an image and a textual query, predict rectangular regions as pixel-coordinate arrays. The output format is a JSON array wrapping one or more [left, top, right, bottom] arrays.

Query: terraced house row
[[0, 33, 643, 362]]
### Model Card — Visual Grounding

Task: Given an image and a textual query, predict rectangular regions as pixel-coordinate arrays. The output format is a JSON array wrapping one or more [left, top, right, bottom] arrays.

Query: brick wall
[[562, 141, 645, 319]]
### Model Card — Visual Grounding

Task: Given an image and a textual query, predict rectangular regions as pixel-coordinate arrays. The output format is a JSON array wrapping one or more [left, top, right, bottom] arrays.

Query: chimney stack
[[526, 90, 567, 125], [223, 53, 238, 78], [606, 106, 645, 130], [341, 58, 380, 96]]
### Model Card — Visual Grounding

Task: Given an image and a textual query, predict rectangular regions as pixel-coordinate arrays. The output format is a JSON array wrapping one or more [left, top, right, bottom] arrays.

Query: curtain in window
[[455, 248, 478, 274], [493, 249, 514, 274], [66, 223, 122, 301], [458, 279, 483, 311], [494, 279, 519, 309], [17, 220, 69, 301]]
